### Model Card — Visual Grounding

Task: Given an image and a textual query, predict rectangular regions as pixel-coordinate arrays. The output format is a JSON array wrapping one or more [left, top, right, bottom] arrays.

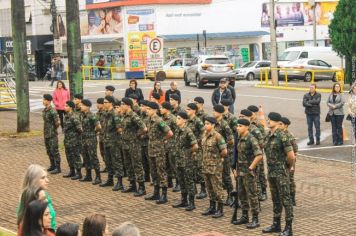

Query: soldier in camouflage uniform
[[212, 104, 234, 205], [139, 100, 151, 182], [144, 102, 173, 204], [79, 99, 102, 185], [186, 103, 207, 199], [63, 101, 83, 180], [201, 116, 227, 219], [170, 94, 183, 116], [232, 118, 263, 229], [42, 94, 61, 174], [262, 112, 295, 236], [120, 97, 148, 196], [194, 97, 208, 122], [172, 112, 198, 211], [280, 117, 298, 206], [73, 94, 83, 117], [96, 98, 107, 173], [105, 85, 115, 97], [129, 94, 141, 114]]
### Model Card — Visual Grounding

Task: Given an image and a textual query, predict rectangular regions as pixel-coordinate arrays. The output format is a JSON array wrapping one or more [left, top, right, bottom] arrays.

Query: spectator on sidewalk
[[226, 80, 236, 114], [56, 223, 80, 236], [82, 214, 108, 236], [211, 78, 232, 110], [112, 222, 140, 236], [303, 84, 321, 145], [347, 83, 356, 141], [165, 81, 181, 104], [96, 55, 106, 79], [50, 56, 64, 87], [148, 81, 165, 104], [125, 80, 144, 102], [327, 83, 345, 146], [53, 81, 70, 129]]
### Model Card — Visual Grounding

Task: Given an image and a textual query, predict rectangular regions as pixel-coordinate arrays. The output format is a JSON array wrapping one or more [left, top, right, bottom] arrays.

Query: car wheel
[[196, 75, 203, 89], [247, 73, 255, 81], [332, 73, 337, 82], [184, 73, 190, 86], [304, 72, 312, 82], [155, 71, 166, 81]]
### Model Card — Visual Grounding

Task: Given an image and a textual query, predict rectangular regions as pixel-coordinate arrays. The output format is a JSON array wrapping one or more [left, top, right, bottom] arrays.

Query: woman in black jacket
[[124, 79, 144, 101]]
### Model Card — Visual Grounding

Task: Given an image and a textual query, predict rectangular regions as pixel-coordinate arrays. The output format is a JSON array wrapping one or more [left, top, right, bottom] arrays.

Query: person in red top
[[148, 81, 165, 104], [96, 55, 105, 79], [52, 81, 70, 128]]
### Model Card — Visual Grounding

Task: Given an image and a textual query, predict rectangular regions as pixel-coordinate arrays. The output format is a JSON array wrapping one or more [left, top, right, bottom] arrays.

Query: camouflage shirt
[[81, 111, 99, 140], [172, 105, 183, 116], [284, 130, 298, 154], [264, 128, 293, 177], [237, 133, 262, 175], [249, 123, 265, 148], [96, 109, 106, 140], [176, 124, 197, 167], [74, 106, 83, 121], [201, 130, 227, 174], [132, 104, 141, 115], [196, 109, 208, 122], [121, 110, 146, 141], [42, 106, 59, 139], [140, 112, 150, 146], [223, 112, 239, 135], [162, 113, 178, 148], [63, 112, 82, 144], [103, 109, 121, 144], [187, 116, 205, 143], [147, 115, 171, 157], [215, 118, 234, 149]]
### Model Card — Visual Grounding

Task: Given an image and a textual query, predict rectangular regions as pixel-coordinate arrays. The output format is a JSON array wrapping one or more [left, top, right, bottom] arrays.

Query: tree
[[11, 0, 30, 132], [329, 0, 356, 84], [66, 0, 83, 98]]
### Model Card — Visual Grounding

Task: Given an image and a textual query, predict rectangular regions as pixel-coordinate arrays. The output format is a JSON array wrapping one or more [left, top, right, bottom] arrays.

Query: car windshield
[[205, 58, 230, 64], [279, 51, 300, 61], [242, 62, 257, 68]]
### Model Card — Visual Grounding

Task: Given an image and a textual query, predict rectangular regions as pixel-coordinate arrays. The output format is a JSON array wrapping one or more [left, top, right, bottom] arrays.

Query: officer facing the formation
[[42, 94, 61, 174], [79, 99, 102, 185], [232, 118, 263, 229], [145, 102, 173, 204], [201, 116, 227, 219], [262, 112, 295, 236], [170, 94, 183, 116], [73, 94, 83, 115], [96, 98, 107, 173], [194, 97, 208, 122], [105, 85, 115, 97], [62, 101, 83, 180]]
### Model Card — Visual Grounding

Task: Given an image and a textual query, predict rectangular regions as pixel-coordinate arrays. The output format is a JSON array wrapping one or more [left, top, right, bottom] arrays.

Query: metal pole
[[269, 0, 278, 86]]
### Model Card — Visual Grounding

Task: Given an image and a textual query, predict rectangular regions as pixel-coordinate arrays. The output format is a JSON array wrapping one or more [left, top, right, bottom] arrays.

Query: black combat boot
[[185, 194, 196, 211], [168, 177, 173, 188], [156, 187, 168, 204], [291, 192, 296, 206], [202, 200, 216, 216], [224, 189, 233, 206], [134, 182, 146, 197], [145, 185, 160, 200], [71, 168, 82, 180], [47, 159, 55, 172], [212, 202, 224, 218], [172, 179, 180, 192], [262, 217, 281, 233], [246, 213, 260, 229], [79, 169, 92, 182], [172, 193, 188, 208], [122, 180, 137, 193], [196, 183, 207, 199], [279, 220, 293, 236], [259, 187, 267, 201], [63, 167, 75, 178], [99, 174, 114, 187], [112, 176, 124, 191], [92, 169, 102, 185], [233, 210, 249, 225], [49, 165, 61, 175]]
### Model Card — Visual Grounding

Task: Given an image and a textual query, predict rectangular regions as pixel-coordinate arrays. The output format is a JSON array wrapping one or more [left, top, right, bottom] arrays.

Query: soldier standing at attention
[[145, 102, 173, 204], [186, 103, 207, 200], [212, 104, 234, 206], [105, 85, 115, 97], [63, 101, 83, 180], [120, 97, 148, 196], [172, 112, 198, 211], [232, 118, 263, 229], [280, 117, 298, 206], [201, 116, 227, 219], [139, 100, 151, 183], [262, 112, 295, 236], [170, 94, 183, 116], [129, 94, 141, 114], [73, 94, 83, 116], [42, 94, 61, 174], [96, 98, 107, 173], [79, 99, 102, 185], [194, 96, 208, 122]]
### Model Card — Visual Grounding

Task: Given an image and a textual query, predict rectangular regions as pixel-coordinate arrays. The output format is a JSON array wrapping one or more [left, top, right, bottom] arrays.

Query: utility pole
[[269, 0, 278, 86], [50, 0, 60, 53], [309, 0, 317, 46], [66, 0, 83, 97], [11, 0, 30, 132]]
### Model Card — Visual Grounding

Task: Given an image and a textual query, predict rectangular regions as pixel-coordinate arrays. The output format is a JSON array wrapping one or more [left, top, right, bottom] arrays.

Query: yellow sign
[[127, 31, 156, 71]]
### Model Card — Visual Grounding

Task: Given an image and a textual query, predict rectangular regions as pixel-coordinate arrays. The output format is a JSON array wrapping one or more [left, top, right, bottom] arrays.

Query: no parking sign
[[147, 37, 164, 71]]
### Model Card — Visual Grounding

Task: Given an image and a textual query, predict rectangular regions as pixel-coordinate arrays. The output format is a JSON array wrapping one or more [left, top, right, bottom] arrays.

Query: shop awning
[[160, 31, 269, 41], [44, 36, 123, 46]]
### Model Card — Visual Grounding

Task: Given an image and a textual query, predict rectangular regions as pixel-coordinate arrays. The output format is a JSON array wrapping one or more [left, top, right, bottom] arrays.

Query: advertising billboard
[[86, 7, 123, 35]]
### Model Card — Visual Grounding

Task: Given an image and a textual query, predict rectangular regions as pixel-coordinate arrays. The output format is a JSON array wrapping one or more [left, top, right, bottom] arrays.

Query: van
[[278, 47, 343, 68]]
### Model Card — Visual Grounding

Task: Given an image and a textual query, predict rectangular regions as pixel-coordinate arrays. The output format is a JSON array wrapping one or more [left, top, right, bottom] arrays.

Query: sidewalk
[[0, 110, 355, 236]]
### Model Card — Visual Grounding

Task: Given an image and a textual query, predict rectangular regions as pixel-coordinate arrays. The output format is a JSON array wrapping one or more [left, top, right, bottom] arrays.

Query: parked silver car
[[280, 58, 340, 82], [235, 61, 271, 80], [184, 55, 236, 88]]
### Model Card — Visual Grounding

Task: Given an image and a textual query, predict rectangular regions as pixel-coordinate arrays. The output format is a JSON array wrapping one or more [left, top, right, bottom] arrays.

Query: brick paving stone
[[1, 110, 356, 236]]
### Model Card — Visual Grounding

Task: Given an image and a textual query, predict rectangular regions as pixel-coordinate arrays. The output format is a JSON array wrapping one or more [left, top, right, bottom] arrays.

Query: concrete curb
[[255, 84, 333, 93]]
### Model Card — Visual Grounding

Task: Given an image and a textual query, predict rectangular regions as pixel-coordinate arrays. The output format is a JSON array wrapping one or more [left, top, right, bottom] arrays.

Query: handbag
[[325, 113, 331, 122], [346, 114, 352, 121]]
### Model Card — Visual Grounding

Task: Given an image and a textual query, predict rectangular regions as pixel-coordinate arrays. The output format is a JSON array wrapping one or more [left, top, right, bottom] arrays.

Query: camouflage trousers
[[122, 142, 144, 182], [82, 139, 100, 170], [204, 173, 225, 204], [194, 150, 205, 185], [141, 145, 150, 180], [176, 159, 195, 196], [64, 140, 82, 169], [222, 151, 233, 191], [104, 142, 124, 177], [238, 173, 260, 214], [99, 139, 105, 164], [149, 152, 168, 188], [45, 137, 61, 167], [289, 171, 296, 196], [268, 175, 294, 221], [257, 160, 268, 197], [166, 151, 177, 179]]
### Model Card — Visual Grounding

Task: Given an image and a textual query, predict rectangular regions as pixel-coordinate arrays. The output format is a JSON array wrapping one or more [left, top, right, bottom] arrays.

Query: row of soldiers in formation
[[42, 85, 297, 236]]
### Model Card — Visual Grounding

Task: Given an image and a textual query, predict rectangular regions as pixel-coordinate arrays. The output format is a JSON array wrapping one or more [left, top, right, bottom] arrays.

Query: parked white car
[[235, 61, 271, 80]]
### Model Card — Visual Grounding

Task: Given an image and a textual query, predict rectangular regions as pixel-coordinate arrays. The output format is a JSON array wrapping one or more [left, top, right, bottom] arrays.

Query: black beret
[[129, 94, 138, 100], [177, 111, 188, 120], [147, 101, 159, 110], [97, 98, 104, 104], [221, 99, 232, 106], [81, 99, 92, 107], [240, 109, 253, 117], [161, 102, 172, 110], [187, 103, 198, 111], [43, 94, 53, 101], [122, 97, 133, 107], [213, 104, 225, 113], [66, 101, 75, 109], [105, 95, 115, 104], [139, 100, 149, 106], [268, 112, 282, 122], [238, 118, 250, 126], [105, 85, 115, 91], [281, 117, 291, 125], [170, 94, 180, 101], [114, 99, 121, 107], [247, 105, 259, 113], [205, 116, 217, 124], [74, 94, 83, 100], [152, 92, 161, 100], [194, 97, 204, 104]]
